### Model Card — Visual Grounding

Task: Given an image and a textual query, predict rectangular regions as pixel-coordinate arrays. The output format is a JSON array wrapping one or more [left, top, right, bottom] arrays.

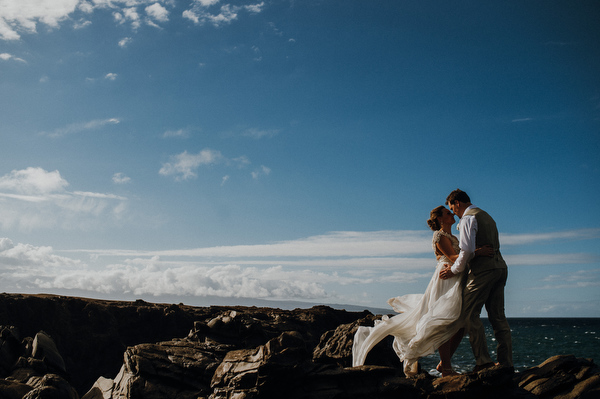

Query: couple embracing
[[352, 189, 513, 377]]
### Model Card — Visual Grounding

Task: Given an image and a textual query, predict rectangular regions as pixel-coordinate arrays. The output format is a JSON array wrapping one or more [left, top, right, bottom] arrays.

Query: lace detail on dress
[[432, 230, 459, 262]]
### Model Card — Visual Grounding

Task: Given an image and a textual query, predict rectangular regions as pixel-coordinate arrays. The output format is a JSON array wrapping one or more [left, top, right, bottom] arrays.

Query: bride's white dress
[[352, 230, 464, 376]]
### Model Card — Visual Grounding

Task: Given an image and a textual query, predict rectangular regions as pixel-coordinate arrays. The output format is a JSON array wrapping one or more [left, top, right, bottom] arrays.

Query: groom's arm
[[451, 215, 477, 274]]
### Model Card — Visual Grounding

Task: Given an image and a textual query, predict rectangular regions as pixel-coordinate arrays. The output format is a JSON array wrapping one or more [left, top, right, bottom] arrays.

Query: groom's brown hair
[[446, 189, 471, 205]]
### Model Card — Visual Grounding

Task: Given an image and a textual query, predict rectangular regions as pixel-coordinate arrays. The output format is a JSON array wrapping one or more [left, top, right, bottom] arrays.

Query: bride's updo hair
[[427, 205, 445, 231]]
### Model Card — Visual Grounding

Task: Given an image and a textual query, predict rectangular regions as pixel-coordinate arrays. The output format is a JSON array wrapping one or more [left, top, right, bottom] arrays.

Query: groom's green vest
[[464, 207, 507, 273]]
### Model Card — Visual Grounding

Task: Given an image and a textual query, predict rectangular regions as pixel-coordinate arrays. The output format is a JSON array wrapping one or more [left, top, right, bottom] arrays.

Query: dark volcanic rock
[[1, 294, 599, 399], [312, 314, 402, 369], [515, 355, 600, 398], [0, 294, 214, 394], [23, 374, 79, 399]]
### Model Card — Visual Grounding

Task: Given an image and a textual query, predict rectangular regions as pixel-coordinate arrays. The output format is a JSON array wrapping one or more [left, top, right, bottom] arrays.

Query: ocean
[[419, 318, 600, 375]]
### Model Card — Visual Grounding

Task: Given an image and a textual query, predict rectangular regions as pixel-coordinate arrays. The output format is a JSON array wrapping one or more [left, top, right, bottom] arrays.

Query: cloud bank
[[1, 227, 598, 307], [0, 167, 127, 231]]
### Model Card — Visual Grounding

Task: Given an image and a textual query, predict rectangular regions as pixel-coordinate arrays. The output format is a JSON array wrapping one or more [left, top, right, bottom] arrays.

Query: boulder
[[32, 332, 66, 375], [312, 314, 401, 369], [515, 355, 600, 398], [0, 325, 79, 399], [0, 326, 24, 375], [78, 377, 113, 399], [105, 339, 225, 399], [0, 379, 33, 399], [210, 331, 310, 398], [22, 374, 78, 399]]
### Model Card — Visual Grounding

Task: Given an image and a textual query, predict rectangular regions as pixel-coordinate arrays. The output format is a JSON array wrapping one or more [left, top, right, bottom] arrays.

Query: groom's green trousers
[[463, 268, 513, 367]]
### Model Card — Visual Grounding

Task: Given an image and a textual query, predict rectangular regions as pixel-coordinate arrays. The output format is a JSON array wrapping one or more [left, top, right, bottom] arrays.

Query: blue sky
[[0, 0, 599, 317]]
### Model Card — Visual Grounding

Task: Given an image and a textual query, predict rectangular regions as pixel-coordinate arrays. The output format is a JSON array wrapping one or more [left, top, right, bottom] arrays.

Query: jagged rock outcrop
[[0, 294, 599, 399], [0, 325, 78, 399], [312, 315, 401, 369], [515, 355, 600, 398]]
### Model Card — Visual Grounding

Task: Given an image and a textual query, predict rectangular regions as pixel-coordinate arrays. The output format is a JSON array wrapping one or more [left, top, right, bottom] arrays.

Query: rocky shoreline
[[0, 293, 598, 398]]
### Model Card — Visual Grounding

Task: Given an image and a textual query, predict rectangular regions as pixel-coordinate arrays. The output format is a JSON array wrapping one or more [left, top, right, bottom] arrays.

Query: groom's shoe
[[472, 362, 495, 372]]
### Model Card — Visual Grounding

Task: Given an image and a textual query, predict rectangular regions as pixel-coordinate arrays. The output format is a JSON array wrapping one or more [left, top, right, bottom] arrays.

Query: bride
[[352, 206, 492, 377]]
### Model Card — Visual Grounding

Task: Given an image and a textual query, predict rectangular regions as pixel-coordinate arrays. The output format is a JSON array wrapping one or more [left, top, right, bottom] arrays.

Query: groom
[[439, 189, 513, 371]]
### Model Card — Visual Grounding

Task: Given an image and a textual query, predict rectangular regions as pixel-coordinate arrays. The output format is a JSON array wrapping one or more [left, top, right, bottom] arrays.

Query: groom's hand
[[439, 264, 455, 280]]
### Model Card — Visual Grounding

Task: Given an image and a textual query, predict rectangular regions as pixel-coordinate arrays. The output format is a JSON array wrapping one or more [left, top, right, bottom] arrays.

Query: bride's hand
[[439, 265, 455, 280], [475, 245, 494, 257]]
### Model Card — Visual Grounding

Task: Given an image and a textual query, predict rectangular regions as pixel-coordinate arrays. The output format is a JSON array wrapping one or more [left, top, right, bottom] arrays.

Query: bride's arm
[[437, 236, 494, 262], [436, 235, 458, 263]]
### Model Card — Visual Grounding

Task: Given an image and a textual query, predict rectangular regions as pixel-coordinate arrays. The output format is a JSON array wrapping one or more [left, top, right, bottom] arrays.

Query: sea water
[[419, 318, 600, 375]]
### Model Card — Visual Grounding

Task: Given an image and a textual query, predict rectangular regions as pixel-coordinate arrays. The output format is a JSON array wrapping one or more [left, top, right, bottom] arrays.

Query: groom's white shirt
[[450, 205, 478, 275]]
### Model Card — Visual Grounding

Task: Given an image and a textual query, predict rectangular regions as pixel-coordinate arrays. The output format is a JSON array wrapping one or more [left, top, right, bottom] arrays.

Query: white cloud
[[78, 1, 94, 14], [197, 0, 220, 6], [0, 238, 81, 269], [543, 268, 600, 283], [159, 149, 250, 181], [0, 167, 68, 194], [33, 262, 331, 301], [500, 229, 600, 245], [504, 253, 598, 266], [105, 72, 118, 80], [1, 226, 598, 310], [40, 117, 120, 138], [0, 0, 79, 40], [534, 269, 600, 290], [206, 4, 238, 26], [0, 18, 20, 41], [0, 240, 422, 303], [72, 191, 126, 200], [82, 230, 434, 260], [243, 128, 279, 139], [73, 19, 92, 29], [162, 128, 190, 138], [182, 10, 199, 24], [118, 37, 132, 47], [66, 228, 600, 274], [245, 2, 265, 14], [0, 53, 26, 63], [159, 149, 224, 180], [0, 167, 128, 231], [0, 239, 331, 301], [183, 2, 265, 27], [112, 173, 131, 184], [251, 165, 271, 179], [117, 7, 141, 30], [1, 0, 266, 41], [230, 155, 250, 168], [145, 3, 169, 23]]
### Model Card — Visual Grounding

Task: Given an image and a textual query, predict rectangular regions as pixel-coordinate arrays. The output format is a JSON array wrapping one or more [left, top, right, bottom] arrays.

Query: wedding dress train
[[352, 230, 464, 376]]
